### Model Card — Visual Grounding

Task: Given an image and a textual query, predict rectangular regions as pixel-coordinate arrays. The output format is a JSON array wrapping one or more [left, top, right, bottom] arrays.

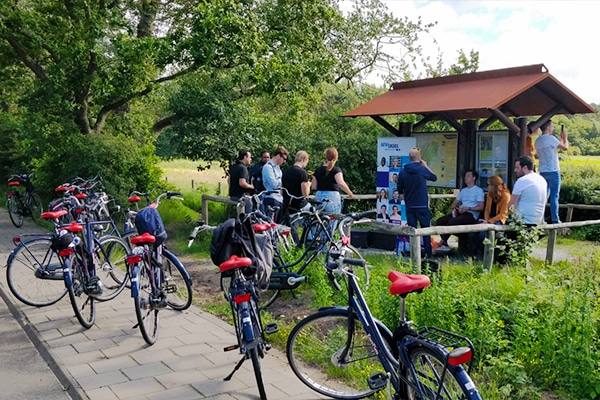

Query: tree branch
[[4, 35, 49, 82]]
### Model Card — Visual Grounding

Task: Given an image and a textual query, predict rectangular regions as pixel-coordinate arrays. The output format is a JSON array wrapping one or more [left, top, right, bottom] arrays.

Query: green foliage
[[495, 213, 541, 268]]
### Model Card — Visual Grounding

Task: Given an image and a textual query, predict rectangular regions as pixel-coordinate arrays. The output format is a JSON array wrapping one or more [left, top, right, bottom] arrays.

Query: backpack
[[210, 217, 273, 291], [250, 164, 266, 194], [134, 206, 167, 246]]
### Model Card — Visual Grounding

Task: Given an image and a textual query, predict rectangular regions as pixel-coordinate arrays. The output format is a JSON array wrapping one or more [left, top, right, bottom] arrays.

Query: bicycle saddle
[[387, 271, 431, 296]]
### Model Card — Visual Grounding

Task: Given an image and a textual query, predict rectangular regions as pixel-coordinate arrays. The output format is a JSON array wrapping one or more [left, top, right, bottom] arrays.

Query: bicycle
[[6, 173, 43, 228], [286, 232, 482, 399], [125, 190, 193, 345]]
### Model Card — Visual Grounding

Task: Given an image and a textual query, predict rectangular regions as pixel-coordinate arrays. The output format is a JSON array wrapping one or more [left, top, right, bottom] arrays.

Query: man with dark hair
[[262, 146, 289, 222], [435, 169, 484, 250], [228, 149, 254, 202], [249, 150, 270, 194], [509, 156, 547, 226], [282, 150, 310, 212]]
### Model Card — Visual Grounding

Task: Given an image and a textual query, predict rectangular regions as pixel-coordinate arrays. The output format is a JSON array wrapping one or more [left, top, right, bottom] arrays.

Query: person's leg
[[541, 171, 560, 223], [435, 213, 453, 243], [415, 208, 433, 257]]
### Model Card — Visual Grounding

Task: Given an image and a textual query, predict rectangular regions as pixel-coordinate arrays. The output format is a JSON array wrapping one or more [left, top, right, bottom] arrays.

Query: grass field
[[159, 159, 228, 195]]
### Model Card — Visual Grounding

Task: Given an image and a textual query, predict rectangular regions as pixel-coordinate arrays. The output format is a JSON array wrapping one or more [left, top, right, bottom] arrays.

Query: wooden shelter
[[343, 64, 595, 187]]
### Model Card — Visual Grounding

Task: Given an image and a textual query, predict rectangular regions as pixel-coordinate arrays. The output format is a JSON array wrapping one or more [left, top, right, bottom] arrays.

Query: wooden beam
[[413, 114, 437, 131], [479, 115, 498, 131], [488, 108, 521, 133], [371, 115, 401, 136], [438, 112, 466, 134], [527, 104, 562, 132]]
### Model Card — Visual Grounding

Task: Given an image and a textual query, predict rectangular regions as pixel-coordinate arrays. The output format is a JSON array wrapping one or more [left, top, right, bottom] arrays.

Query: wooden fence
[[201, 194, 600, 273]]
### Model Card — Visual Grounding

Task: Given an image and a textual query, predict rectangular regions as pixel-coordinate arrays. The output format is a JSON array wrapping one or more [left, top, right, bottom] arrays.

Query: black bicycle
[[286, 226, 482, 399], [6, 173, 43, 228]]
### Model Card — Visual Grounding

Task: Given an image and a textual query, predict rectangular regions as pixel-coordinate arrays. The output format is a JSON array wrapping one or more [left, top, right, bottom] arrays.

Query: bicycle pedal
[[223, 344, 240, 352], [367, 372, 388, 391], [264, 322, 279, 334]]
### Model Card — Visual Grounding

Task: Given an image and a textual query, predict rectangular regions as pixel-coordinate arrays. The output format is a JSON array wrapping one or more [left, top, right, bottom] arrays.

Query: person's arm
[[262, 163, 276, 191], [301, 181, 310, 197], [483, 194, 492, 221], [238, 178, 253, 190], [558, 127, 569, 151], [420, 160, 438, 182], [334, 172, 354, 199], [310, 176, 317, 191], [508, 194, 520, 211], [489, 192, 511, 224]]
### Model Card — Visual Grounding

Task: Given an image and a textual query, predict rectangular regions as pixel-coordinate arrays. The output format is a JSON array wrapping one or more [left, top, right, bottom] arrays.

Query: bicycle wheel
[[407, 345, 480, 400], [163, 250, 193, 311], [286, 308, 393, 399], [93, 235, 129, 301], [6, 237, 68, 307], [7, 196, 24, 228], [66, 254, 96, 329], [134, 262, 159, 345], [249, 347, 267, 400], [29, 192, 43, 221]]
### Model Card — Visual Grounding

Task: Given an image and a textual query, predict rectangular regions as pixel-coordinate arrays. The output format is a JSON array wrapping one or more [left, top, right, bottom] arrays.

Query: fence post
[[482, 230, 495, 272], [566, 206, 574, 222], [410, 235, 421, 273], [202, 195, 209, 223], [192, 179, 194, 189], [545, 229, 557, 264]]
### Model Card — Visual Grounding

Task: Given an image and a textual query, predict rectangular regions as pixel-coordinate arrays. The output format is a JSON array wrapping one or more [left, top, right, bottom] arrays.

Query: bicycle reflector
[[447, 347, 473, 366], [233, 293, 251, 304], [58, 248, 75, 257], [12, 236, 21, 244], [126, 254, 143, 264]]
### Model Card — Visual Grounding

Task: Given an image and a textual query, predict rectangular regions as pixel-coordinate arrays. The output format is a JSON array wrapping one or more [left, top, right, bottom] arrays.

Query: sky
[[368, 0, 600, 105]]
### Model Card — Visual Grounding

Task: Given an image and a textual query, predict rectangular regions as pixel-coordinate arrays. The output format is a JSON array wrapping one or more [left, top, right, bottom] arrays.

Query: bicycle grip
[[343, 258, 366, 267]]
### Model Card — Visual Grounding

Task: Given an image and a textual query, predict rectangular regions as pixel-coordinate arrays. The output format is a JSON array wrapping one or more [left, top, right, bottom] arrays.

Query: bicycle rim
[[67, 255, 96, 329], [407, 346, 478, 400], [163, 251, 192, 311], [134, 263, 159, 345], [286, 309, 387, 399], [93, 236, 129, 301], [6, 238, 67, 307], [8, 197, 24, 227], [249, 347, 267, 400]]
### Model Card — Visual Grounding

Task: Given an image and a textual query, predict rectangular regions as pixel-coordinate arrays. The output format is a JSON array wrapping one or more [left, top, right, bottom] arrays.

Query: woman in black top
[[311, 147, 354, 213]]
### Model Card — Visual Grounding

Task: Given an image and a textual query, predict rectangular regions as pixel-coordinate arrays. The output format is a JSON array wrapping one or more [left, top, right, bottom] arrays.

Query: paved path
[[0, 211, 323, 400]]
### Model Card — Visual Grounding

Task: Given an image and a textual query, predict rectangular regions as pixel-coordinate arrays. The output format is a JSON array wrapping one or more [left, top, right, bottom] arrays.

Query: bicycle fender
[[131, 264, 141, 297], [163, 248, 193, 285], [62, 257, 73, 287]]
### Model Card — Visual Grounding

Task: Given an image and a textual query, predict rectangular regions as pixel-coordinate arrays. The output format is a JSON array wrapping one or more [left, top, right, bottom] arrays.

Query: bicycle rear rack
[[416, 326, 476, 373]]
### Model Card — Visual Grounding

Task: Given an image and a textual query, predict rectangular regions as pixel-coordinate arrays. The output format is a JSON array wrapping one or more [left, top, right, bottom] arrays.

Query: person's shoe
[[436, 245, 451, 253]]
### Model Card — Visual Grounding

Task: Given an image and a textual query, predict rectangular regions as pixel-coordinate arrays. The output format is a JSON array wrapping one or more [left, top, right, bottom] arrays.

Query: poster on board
[[376, 137, 415, 224], [412, 133, 458, 188]]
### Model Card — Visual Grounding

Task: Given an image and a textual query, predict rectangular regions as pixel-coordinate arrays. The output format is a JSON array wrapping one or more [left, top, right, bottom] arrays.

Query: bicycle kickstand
[[223, 355, 246, 381]]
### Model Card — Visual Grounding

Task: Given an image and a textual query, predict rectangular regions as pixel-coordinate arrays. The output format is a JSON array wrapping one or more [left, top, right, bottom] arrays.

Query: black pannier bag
[[210, 217, 273, 291]]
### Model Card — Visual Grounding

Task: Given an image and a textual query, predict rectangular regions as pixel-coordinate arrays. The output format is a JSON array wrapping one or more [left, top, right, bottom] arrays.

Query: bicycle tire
[[286, 308, 394, 399], [29, 192, 43, 221], [8, 196, 24, 228], [406, 345, 481, 400], [66, 254, 96, 329], [163, 250, 193, 311], [93, 235, 129, 301], [6, 237, 68, 307], [134, 261, 159, 345], [249, 347, 267, 400]]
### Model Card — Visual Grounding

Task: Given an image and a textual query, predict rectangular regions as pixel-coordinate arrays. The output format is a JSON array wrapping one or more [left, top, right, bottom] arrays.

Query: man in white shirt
[[509, 156, 548, 226], [435, 169, 485, 249]]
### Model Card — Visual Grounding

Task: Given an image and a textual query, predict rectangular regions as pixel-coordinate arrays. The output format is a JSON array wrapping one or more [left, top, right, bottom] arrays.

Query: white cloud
[[375, 0, 600, 104]]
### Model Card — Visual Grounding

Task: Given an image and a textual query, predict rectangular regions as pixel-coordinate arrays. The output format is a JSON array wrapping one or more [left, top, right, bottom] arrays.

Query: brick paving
[[0, 211, 324, 400]]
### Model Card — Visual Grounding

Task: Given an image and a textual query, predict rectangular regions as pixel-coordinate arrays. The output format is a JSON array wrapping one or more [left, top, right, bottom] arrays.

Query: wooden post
[[410, 235, 422, 273], [482, 230, 495, 272], [566, 206, 574, 222], [202, 195, 209, 223], [546, 229, 557, 265], [192, 179, 194, 189]]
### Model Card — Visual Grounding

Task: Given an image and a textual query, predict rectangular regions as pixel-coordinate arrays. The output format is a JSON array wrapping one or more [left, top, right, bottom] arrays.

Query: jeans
[[405, 207, 432, 257], [540, 171, 561, 223], [315, 191, 341, 235]]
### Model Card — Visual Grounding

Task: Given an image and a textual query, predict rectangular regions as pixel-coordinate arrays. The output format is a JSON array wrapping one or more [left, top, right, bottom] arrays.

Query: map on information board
[[413, 133, 457, 188]]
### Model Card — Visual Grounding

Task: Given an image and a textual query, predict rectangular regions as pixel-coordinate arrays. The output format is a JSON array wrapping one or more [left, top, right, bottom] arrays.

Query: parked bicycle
[[286, 232, 482, 399], [125, 190, 193, 345], [6, 173, 43, 228]]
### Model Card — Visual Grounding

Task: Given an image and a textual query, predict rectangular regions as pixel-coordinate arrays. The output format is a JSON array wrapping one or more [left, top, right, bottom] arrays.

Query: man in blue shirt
[[435, 169, 485, 250], [397, 149, 437, 257], [262, 146, 289, 222]]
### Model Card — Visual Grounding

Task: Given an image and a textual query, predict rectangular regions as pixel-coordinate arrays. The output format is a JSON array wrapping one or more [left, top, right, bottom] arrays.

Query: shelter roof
[[343, 64, 595, 121]]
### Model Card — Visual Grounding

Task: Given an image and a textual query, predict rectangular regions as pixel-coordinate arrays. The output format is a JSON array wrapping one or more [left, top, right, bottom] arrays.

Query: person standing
[[397, 148, 438, 257], [228, 149, 254, 202], [435, 169, 484, 250], [535, 120, 568, 223], [509, 156, 547, 226], [311, 147, 354, 214], [249, 150, 270, 193], [262, 146, 289, 222], [282, 150, 310, 212]]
